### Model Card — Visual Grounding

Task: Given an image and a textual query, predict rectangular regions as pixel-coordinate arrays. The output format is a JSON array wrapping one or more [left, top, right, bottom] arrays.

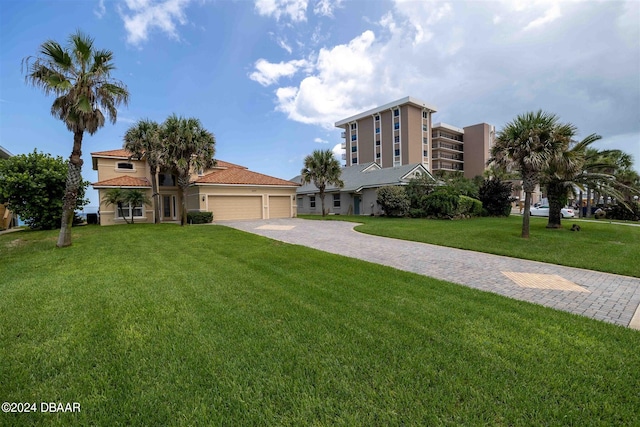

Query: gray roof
[[293, 162, 433, 195], [0, 145, 13, 159]]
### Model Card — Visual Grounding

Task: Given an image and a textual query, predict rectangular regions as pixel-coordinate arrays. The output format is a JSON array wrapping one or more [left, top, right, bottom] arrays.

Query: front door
[[354, 195, 361, 215], [161, 195, 177, 221]]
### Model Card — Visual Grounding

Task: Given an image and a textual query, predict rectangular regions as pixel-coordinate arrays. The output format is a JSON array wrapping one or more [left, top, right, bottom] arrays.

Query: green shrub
[[479, 178, 513, 217], [604, 202, 640, 221], [376, 186, 410, 217], [423, 189, 459, 219], [457, 195, 482, 217], [187, 212, 213, 224]]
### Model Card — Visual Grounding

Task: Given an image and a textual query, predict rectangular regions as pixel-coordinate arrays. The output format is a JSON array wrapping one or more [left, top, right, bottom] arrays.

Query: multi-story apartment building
[[431, 122, 495, 179], [335, 96, 437, 170], [336, 96, 495, 179]]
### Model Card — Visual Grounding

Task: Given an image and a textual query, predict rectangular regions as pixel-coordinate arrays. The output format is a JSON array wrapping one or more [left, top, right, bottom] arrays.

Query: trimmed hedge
[[187, 212, 213, 224]]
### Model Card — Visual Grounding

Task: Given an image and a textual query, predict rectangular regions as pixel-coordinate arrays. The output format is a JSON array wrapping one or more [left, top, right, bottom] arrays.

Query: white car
[[530, 205, 575, 218]]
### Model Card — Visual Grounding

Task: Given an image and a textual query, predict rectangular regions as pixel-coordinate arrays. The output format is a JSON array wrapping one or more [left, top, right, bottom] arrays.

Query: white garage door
[[208, 196, 262, 220], [269, 196, 291, 218]]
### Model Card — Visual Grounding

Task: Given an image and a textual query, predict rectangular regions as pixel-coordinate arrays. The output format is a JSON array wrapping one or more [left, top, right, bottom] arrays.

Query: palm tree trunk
[[179, 177, 189, 226], [57, 130, 83, 248], [117, 203, 130, 224], [522, 191, 532, 238], [586, 188, 592, 218], [150, 165, 160, 224], [546, 181, 563, 229], [320, 191, 326, 217], [577, 190, 583, 218]]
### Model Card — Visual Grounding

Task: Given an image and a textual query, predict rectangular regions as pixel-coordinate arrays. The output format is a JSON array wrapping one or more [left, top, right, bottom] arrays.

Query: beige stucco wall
[[94, 157, 150, 181], [463, 123, 492, 179], [97, 188, 154, 226]]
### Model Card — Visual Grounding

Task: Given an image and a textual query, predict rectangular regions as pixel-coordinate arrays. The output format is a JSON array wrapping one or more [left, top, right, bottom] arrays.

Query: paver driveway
[[219, 218, 640, 329]]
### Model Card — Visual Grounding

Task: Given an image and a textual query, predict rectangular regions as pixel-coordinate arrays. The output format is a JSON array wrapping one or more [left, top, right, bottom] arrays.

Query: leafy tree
[[406, 173, 438, 216], [376, 186, 410, 217], [478, 178, 513, 217], [422, 188, 459, 219], [23, 31, 129, 246], [0, 150, 88, 229], [301, 149, 344, 216], [124, 120, 162, 223], [161, 115, 216, 226], [489, 111, 574, 238]]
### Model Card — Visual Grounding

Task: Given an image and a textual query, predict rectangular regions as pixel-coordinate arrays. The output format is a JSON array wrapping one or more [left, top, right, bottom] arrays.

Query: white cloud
[[523, 3, 561, 31], [314, 137, 328, 143], [119, 0, 191, 46], [313, 0, 342, 17], [94, 0, 106, 18], [277, 38, 293, 54], [331, 143, 344, 162], [254, 0, 308, 22], [249, 58, 312, 86]]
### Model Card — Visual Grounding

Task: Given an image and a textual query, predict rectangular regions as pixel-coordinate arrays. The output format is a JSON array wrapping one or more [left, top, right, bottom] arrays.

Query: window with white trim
[[116, 162, 134, 170], [310, 196, 316, 208], [116, 202, 144, 219], [333, 194, 341, 208]]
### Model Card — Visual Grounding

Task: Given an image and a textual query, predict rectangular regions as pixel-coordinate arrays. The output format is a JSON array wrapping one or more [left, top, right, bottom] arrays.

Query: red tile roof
[[195, 168, 299, 186], [91, 149, 135, 158], [92, 176, 152, 188], [214, 160, 247, 169]]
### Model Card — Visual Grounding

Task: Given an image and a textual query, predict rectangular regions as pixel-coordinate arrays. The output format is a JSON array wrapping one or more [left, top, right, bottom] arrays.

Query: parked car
[[530, 205, 575, 218]]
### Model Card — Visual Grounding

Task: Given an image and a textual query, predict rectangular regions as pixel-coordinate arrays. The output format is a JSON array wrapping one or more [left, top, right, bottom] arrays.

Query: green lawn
[[299, 214, 640, 277], [1, 225, 639, 426]]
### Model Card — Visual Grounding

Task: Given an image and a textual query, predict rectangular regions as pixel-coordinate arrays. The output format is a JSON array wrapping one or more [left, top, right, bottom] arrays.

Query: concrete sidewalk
[[219, 218, 640, 329]]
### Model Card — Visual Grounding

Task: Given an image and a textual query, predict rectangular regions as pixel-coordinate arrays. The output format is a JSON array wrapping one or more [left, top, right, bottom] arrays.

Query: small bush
[[423, 190, 459, 219], [376, 186, 410, 217], [479, 178, 513, 217], [457, 195, 482, 217], [604, 202, 640, 221], [187, 212, 213, 224]]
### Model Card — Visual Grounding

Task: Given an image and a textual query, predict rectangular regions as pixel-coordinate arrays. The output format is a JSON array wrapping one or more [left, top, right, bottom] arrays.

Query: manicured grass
[[300, 215, 640, 277], [1, 225, 639, 425]]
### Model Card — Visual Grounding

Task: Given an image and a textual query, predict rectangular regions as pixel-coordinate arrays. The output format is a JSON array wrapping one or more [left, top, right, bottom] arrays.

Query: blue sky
[[1, 0, 639, 212]]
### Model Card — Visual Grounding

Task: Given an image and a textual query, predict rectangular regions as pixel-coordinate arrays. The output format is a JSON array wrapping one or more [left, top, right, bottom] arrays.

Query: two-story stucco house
[[91, 149, 298, 225]]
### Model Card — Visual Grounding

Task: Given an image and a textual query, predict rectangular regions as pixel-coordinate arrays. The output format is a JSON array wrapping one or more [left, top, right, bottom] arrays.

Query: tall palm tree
[[24, 31, 129, 247], [541, 133, 601, 228], [161, 115, 216, 226], [123, 189, 152, 224], [301, 149, 344, 217], [102, 188, 130, 224], [124, 120, 162, 223], [489, 111, 574, 238]]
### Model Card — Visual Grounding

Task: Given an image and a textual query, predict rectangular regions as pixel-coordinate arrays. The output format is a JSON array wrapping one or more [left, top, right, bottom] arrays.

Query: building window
[[333, 194, 341, 208], [422, 111, 428, 119], [116, 162, 134, 170], [393, 109, 399, 117], [423, 137, 428, 144], [376, 140, 380, 146], [351, 146, 357, 152], [297, 197, 303, 209], [352, 157, 357, 164], [394, 135, 400, 143], [422, 125, 428, 131], [350, 123, 357, 130], [394, 122, 399, 130], [375, 115, 380, 121], [395, 149, 400, 156], [309, 196, 316, 208], [423, 150, 428, 157], [376, 152, 381, 159], [375, 127, 380, 134], [158, 173, 176, 187], [117, 202, 144, 219], [351, 134, 357, 141]]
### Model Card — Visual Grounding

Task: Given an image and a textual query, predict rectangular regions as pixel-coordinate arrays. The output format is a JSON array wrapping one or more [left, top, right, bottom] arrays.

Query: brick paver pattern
[[220, 218, 640, 328]]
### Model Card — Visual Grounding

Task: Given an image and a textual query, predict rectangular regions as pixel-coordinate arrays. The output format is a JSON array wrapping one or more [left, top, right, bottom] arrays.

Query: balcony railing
[[341, 142, 346, 149], [341, 132, 346, 138], [432, 142, 463, 152], [433, 163, 463, 171], [432, 153, 463, 161], [341, 153, 346, 160], [432, 131, 463, 142]]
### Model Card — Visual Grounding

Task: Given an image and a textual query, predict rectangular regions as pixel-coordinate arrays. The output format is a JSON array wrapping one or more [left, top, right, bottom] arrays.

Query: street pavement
[[219, 218, 640, 329]]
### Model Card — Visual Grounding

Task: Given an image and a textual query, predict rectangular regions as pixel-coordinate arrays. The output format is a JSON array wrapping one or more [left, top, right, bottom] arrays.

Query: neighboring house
[[91, 149, 298, 225], [0, 145, 16, 230], [334, 96, 495, 179], [293, 162, 433, 216]]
